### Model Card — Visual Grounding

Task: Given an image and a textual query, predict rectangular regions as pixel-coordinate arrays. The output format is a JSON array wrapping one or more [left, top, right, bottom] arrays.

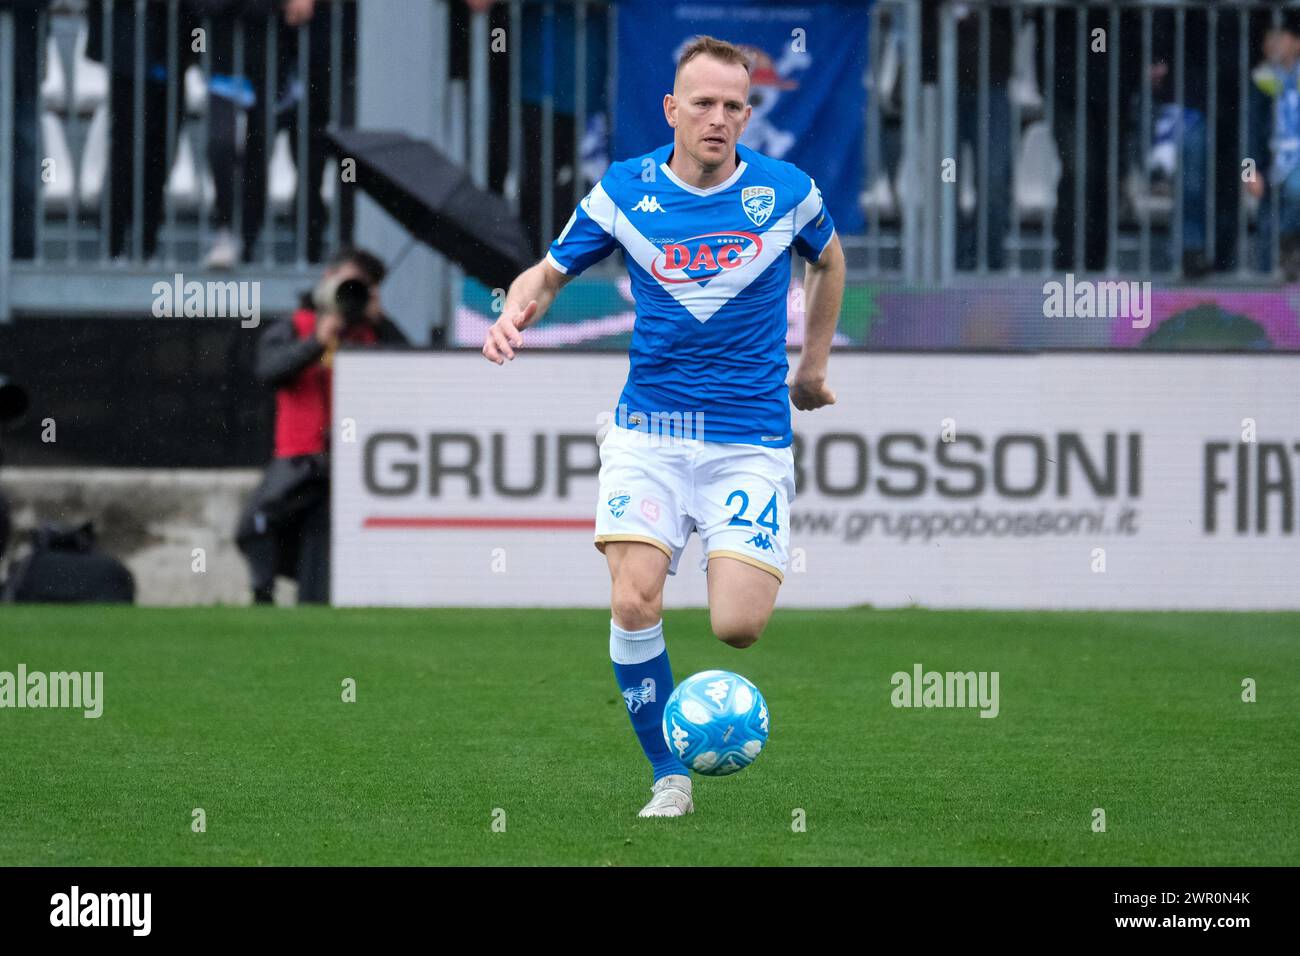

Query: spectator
[[3, 0, 49, 261], [921, 1, 1013, 272], [1249, 21, 1300, 281], [1042, 5, 1140, 273], [1140, 14, 1212, 278], [236, 246, 407, 604], [86, 0, 190, 260], [197, 0, 339, 267], [453, 0, 609, 256]]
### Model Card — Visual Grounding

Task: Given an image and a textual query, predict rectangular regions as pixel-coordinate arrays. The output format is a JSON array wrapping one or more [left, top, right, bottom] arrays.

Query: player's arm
[[792, 231, 844, 410], [482, 258, 573, 364]]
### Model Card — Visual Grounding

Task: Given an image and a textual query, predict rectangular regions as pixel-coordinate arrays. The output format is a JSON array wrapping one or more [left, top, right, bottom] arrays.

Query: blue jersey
[[546, 141, 836, 447]]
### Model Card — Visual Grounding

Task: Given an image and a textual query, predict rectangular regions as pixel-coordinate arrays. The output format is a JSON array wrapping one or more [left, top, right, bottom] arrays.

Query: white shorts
[[593, 425, 796, 582]]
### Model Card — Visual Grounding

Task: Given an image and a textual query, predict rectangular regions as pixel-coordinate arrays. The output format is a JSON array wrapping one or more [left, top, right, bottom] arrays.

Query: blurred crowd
[[5, 0, 345, 266], [899, 2, 1300, 278], [12, 1, 1300, 278]]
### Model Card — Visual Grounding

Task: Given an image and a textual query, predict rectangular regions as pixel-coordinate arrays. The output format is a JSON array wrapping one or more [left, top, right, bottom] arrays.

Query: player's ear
[[663, 93, 677, 127]]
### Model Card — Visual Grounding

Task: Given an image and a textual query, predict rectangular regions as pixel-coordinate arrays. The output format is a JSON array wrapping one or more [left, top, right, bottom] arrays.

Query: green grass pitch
[[1, 606, 1296, 866]]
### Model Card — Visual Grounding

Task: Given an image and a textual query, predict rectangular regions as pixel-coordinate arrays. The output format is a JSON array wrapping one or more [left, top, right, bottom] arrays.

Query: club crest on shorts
[[607, 491, 631, 518], [741, 186, 776, 227]]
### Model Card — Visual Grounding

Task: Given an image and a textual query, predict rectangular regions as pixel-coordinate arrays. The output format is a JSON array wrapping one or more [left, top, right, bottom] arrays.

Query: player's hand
[[1246, 175, 1266, 200], [315, 311, 344, 349], [482, 300, 537, 364], [790, 373, 836, 411]]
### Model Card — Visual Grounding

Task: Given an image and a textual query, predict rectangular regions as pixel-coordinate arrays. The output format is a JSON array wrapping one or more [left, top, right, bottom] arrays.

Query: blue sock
[[610, 619, 688, 781]]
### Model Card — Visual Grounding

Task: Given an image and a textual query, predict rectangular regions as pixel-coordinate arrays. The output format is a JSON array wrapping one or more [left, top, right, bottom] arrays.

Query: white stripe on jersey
[[580, 182, 620, 235], [793, 179, 826, 235]]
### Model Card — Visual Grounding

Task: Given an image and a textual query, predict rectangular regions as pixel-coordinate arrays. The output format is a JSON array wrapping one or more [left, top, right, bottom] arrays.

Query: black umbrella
[[325, 128, 535, 291]]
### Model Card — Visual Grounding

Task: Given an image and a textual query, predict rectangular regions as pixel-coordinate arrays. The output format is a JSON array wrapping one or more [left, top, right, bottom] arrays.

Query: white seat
[[320, 159, 337, 205], [40, 112, 75, 213], [1009, 20, 1043, 118], [41, 36, 66, 113], [959, 141, 976, 217], [269, 129, 298, 215], [874, 28, 901, 119], [185, 64, 207, 116], [72, 24, 108, 115], [892, 153, 918, 216], [78, 104, 108, 212], [861, 174, 897, 222], [1014, 121, 1060, 221], [165, 131, 202, 212], [1126, 166, 1173, 225]]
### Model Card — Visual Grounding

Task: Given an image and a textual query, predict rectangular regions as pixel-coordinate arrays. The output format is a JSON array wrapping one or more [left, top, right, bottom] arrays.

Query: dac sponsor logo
[[650, 232, 762, 284]]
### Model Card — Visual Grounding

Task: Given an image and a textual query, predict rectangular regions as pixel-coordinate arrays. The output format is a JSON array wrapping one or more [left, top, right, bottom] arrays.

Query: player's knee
[[611, 586, 662, 632], [712, 618, 764, 649]]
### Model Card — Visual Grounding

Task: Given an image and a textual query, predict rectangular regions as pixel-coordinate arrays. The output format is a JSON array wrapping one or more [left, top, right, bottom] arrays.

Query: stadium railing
[[936, 0, 1300, 284], [0, 0, 356, 322], [8, 0, 1300, 327]]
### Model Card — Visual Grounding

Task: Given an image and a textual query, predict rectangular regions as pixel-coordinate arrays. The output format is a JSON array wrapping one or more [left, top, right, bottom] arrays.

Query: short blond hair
[[674, 35, 752, 87]]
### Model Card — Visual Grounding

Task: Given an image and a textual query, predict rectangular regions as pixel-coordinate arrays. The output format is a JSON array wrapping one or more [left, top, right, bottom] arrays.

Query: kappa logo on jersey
[[746, 532, 775, 552], [622, 678, 656, 713], [741, 185, 776, 227], [632, 195, 666, 213], [607, 492, 631, 518], [650, 231, 763, 285]]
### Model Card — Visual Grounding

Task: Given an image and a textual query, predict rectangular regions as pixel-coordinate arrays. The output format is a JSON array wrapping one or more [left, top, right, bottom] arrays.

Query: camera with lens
[[312, 274, 372, 329]]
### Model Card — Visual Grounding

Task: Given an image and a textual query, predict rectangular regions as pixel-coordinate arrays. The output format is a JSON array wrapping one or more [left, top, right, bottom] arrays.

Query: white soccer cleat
[[638, 773, 694, 818]]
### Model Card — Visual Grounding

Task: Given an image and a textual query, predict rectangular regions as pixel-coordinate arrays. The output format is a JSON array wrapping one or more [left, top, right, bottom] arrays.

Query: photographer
[[237, 247, 408, 605]]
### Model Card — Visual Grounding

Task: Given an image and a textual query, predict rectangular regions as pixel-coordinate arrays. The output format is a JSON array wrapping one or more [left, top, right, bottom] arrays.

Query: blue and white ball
[[662, 670, 770, 776]]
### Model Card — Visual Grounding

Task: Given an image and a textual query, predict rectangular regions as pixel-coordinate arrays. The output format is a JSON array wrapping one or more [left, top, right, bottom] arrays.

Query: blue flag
[[614, 0, 869, 234]]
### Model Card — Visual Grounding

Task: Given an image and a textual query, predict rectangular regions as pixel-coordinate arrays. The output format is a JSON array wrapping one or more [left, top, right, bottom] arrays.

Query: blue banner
[[614, 0, 869, 234]]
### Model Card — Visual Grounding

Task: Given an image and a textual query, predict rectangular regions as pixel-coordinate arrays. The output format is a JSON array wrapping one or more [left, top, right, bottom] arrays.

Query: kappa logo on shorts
[[641, 497, 661, 522], [607, 492, 631, 518], [746, 532, 775, 552]]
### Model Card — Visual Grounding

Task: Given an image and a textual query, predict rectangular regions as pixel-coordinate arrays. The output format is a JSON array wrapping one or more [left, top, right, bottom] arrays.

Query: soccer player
[[482, 35, 844, 817]]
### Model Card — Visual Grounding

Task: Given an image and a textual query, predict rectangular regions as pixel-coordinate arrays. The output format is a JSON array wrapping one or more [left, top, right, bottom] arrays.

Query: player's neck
[[666, 145, 738, 190]]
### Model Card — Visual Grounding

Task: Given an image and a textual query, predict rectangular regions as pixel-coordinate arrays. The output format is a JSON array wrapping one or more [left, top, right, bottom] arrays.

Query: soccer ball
[[662, 670, 770, 776]]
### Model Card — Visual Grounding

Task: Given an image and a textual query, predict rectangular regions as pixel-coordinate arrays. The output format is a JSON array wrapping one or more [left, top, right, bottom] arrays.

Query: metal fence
[[0, 0, 356, 321], [7, 0, 1300, 326], [935, 0, 1300, 283]]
